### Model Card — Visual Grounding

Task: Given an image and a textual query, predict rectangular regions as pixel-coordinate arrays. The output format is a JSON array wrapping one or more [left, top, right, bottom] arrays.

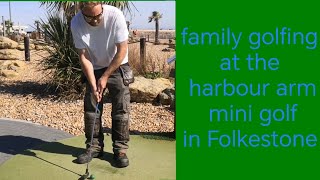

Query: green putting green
[[0, 135, 176, 180]]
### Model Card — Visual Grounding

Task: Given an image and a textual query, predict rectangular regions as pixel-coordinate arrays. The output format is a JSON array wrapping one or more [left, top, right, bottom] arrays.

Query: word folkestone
[[207, 130, 317, 148]]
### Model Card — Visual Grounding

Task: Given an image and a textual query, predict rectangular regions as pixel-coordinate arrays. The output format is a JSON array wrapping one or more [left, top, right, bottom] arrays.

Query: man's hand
[[97, 76, 108, 102], [94, 41, 127, 102], [92, 87, 101, 103]]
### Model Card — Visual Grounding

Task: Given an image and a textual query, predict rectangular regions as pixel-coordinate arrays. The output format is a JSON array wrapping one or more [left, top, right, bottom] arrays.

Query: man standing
[[71, 2, 130, 168]]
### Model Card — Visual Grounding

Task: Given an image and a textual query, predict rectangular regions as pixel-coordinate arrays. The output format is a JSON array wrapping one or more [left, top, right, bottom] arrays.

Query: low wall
[[130, 30, 175, 39]]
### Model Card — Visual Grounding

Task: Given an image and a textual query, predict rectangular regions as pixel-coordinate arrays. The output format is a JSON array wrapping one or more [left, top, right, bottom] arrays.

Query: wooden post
[[24, 36, 30, 61], [140, 37, 146, 72]]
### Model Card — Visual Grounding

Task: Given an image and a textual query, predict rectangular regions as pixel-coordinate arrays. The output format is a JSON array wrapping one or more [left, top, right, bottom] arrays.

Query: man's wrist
[[101, 73, 109, 81], [90, 84, 97, 91]]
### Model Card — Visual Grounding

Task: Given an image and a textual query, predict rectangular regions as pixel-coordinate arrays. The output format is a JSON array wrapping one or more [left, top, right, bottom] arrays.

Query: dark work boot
[[77, 148, 103, 164], [113, 152, 129, 168]]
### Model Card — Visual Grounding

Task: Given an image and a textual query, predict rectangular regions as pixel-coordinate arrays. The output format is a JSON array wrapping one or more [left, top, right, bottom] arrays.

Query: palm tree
[[40, 1, 135, 18], [34, 20, 41, 38], [148, 11, 162, 45]]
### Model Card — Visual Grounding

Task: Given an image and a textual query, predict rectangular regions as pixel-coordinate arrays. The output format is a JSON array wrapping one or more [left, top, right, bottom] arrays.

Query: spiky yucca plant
[[40, 13, 83, 98]]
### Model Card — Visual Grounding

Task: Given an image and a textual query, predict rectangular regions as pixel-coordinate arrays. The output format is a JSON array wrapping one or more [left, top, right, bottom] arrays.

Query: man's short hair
[[79, 1, 102, 10]]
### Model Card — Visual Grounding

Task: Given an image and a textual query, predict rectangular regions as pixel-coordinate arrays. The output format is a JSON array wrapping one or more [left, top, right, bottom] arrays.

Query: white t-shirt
[[71, 5, 129, 70]]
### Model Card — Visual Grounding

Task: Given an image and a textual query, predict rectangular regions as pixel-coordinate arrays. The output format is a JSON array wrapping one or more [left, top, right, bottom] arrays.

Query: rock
[[18, 43, 35, 50], [0, 60, 26, 78], [0, 70, 19, 78], [170, 97, 175, 111], [17, 44, 24, 51], [0, 60, 25, 69], [30, 44, 36, 50], [0, 37, 18, 49], [159, 93, 170, 105], [35, 45, 45, 50], [158, 88, 175, 105], [168, 44, 176, 49], [0, 65, 6, 70], [0, 49, 23, 60], [7, 64, 18, 71], [0, 60, 13, 69], [129, 76, 173, 103], [12, 60, 26, 68], [169, 68, 175, 78], [17, 43, 36, 51], [162, 48, 175, 52]]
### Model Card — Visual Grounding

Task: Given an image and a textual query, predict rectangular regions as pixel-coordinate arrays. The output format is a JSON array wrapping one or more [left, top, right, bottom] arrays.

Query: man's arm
[[97, 40, 128, 95], [78, 49, 100, 101], [102, 40, 128, 80]]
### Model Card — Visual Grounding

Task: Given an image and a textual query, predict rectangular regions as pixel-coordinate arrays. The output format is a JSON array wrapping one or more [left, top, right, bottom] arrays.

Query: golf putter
[[79, 103, 100, 180]]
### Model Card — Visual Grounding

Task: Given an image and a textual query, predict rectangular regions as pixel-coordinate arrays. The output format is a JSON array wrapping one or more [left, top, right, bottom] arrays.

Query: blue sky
[[0, 1, 175, 31]]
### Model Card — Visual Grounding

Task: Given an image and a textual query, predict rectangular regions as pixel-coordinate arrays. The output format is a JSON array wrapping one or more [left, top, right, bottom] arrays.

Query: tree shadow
[[0, 81, 58, 99]]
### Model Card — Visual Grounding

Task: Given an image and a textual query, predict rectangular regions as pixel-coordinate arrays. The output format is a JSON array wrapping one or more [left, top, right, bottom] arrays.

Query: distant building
[[0, 24, 28, 36]]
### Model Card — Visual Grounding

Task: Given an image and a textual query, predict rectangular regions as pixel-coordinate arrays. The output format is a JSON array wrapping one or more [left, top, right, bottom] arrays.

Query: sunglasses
[[82, 7, 103, 22]]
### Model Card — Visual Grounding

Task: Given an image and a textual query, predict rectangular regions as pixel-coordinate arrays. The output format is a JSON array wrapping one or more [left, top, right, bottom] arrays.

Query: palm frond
[[40, 1, 74, 12], [149, 11, 162, 22], [148, 16, 153, 23], [40, 1, 137, 16]]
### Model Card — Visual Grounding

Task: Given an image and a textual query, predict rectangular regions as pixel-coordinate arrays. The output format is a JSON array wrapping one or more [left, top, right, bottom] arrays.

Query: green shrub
[[40, 13, 83, 99]]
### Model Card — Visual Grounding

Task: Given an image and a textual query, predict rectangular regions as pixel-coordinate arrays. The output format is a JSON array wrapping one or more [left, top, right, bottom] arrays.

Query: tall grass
[[128, 44, 174, 79]]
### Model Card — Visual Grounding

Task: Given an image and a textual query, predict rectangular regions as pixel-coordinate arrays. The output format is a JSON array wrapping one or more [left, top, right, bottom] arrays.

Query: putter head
[[78, 172, 89, 180], [88, 174, 95, 179]]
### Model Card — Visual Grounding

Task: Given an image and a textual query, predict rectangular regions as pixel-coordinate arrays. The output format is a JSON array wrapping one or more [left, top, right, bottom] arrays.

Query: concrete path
[[0, 118, 73, 165]]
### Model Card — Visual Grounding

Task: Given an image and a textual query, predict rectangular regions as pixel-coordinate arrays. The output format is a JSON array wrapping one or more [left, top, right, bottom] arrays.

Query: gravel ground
[[0, 49, 175, 136]]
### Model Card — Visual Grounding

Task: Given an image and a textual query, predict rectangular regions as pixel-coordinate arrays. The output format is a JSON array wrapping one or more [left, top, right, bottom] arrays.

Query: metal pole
[[9, 1, 12, 23], [24, 36, 30, 61]]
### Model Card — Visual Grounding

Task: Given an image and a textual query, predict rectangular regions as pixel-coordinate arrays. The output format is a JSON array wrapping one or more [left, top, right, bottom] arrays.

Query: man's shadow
[[0, 135, 115, 177]]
